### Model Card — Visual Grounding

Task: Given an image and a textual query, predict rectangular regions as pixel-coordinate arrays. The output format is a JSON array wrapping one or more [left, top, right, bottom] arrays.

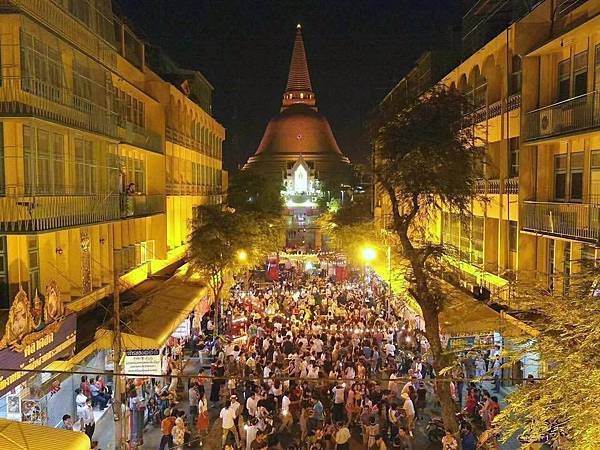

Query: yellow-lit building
[[376, 0, 600, 300], [0, 0, 225, 309]]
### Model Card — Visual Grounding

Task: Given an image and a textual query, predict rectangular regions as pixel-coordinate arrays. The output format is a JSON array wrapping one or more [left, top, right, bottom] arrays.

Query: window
[[472, 217, 484, 267], [27, 236, 40, 299], [126, 156, 145, 193], [558, 59, 571, 101], [53, 134, 65, 194], [37, 130, 50, 194], [508, 221, 518, 253], [73, 60, 92, 112], [20, 31, 63, 102], [595, 44, 600, 92], [509, 137, 519, 178], [573, 51, 588, 97], [570, 152, 584, 201], [509, 55, 522, 95], [554, 154, 567, 200], [75, 139, 96, 194], [591, 151, 600, 202], [68, 0, 90, 25]]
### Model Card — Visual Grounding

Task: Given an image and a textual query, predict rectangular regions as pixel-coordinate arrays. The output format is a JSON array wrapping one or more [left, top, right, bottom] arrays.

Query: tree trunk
[[421, 303, 459, 434]]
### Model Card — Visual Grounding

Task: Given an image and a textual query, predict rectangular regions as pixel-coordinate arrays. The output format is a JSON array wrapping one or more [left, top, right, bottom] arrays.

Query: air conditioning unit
[[539, 110, 553, 135]]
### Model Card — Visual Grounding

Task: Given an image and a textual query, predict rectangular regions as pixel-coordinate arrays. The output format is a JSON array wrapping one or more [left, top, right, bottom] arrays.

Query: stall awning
[[95, 277, 207, 351], [0, 419, 90, 450], [438, 281, 536, 338]]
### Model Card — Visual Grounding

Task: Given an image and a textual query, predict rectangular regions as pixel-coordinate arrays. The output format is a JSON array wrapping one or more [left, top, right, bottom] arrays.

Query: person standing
[[171, 417, 186, 450], [492, 357, 502, 393], [57, 414, 73, 430], [159, 409, 176, 450], [82, 398, 95, 441], [402, 392, 415, 436], [334, 421, 351, 450], [220, 400, 240, 448], [188, 383, 200, 425]]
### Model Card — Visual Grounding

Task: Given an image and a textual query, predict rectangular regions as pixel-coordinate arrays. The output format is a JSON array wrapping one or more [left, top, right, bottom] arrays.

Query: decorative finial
[[297, 23, 301, 29]]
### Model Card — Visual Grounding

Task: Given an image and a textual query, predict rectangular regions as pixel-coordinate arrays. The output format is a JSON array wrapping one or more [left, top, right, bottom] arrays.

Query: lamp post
[[386, 244, 391, 320]]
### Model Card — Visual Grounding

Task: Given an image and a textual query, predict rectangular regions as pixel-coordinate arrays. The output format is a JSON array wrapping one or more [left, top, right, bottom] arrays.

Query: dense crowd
[[154, 268, 502, 450]]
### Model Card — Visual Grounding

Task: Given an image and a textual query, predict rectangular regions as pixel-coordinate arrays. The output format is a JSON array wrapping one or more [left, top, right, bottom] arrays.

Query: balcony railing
[[122, 194, 165, 218], [166, 127, 219, 158], [0, 0, 117, 68], [522, 200, 600, 243], [464, 95, 521, 127], [165, 183, 223, 196], [0, 77, 119, 138], [524, 91, 600, 142], [0, 194, 120, 233], [0, 194, 165, 233], [119, 122, 163, 154], [474, 177, 519, 196]]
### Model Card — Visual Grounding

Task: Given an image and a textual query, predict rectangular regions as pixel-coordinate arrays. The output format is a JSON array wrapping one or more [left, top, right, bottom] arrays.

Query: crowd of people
[[173, 267, 504, 449]]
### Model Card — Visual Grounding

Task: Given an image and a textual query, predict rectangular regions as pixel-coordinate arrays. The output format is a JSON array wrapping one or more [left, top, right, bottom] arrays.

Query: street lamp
[[361, 246, 376, 263], [237, 249, 248, 262]]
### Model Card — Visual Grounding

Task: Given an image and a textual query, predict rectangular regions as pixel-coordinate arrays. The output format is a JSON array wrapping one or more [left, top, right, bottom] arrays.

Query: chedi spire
[[282, 24, 316, 110]]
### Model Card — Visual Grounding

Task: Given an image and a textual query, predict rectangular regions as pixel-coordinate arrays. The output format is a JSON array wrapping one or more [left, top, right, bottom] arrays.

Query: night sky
[[116, 0, 460, 169]]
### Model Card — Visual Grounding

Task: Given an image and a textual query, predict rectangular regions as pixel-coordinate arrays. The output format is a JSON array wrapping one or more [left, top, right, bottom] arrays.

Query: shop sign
[[171, 319, 190, 338], [0, 283, 76, 397], [447, 333, 494, 350], [124, 349, 161, 377]]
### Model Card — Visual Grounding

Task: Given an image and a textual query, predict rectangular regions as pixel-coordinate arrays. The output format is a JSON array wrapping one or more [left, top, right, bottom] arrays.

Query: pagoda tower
[[243, 25, 350, 250]]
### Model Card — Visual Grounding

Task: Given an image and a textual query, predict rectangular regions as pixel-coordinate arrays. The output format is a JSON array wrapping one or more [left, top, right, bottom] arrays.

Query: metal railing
[[166, 127, 220, 158], [0, 193, 165, 233], [0, 0, 117, 68], [474, 177, 518, 195], [165, 183, 223, 196], [0, 77, 119, 138], [0, 194, 120, 233], [464, 95, 520, 127], [524, 91, 600, 141], [522, 200, 600, 243], [122, 194, 165, 218], [119, 122, 163, 154], [504, 177, 519, 194]]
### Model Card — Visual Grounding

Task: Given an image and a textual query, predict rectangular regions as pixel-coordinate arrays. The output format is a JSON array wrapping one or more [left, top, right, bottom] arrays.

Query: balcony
[[522, 200, 600, 243], [166, 127, 217, 158], [524, 91, 600, 142], [464, 94, 520, 127], [0, 194, 120, 233], [122, 194, 165, 218], [0, 194, 165, 233], [475, 177, 519, 196], [118, 122, 163, 154], [0, 77, 118, 138], [0, 0, 117, 68]]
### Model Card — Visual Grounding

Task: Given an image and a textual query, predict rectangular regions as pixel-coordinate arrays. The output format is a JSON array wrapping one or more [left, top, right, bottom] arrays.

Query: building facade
[[375, 0, 600, 299], [0, 0, 225, 422]]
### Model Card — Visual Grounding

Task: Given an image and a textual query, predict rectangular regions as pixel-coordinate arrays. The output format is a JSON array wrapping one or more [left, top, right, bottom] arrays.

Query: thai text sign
[[124, 349, 161, 377], [0, 313, 76, 397]]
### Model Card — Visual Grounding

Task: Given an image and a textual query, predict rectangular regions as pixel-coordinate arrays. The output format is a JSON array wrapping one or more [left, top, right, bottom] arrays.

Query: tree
[[495, 270, 600, 448], [227, 168, 283, 217], [370, 84, 482, 433], [187, 205, 283, 335]]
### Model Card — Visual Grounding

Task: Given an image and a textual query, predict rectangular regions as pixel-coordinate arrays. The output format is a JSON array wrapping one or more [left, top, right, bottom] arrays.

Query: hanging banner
[[124, 349, 161, 377], [171, 319, 191, 338], [266, 254, 280, 281], [6, 395, 21, 421]]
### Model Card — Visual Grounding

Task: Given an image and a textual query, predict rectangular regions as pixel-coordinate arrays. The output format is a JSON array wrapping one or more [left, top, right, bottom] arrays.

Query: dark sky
[[116, 0, 460, 169]]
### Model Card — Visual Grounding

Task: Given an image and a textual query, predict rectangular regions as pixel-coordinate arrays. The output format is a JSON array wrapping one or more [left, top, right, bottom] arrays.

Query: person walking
[[402, 392, 415, 436], [188, 382, 200, 425], [159, 409, 176, 450], [333, 421, 351, 450], [171, 417, 186, 450], [492, 357, 502, 393], [82, 398, 95, 441], [220, 399, 240, 448]]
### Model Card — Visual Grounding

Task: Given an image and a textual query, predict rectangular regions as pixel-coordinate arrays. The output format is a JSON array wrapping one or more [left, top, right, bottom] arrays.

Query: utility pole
[[112, 224, 123, 450]]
